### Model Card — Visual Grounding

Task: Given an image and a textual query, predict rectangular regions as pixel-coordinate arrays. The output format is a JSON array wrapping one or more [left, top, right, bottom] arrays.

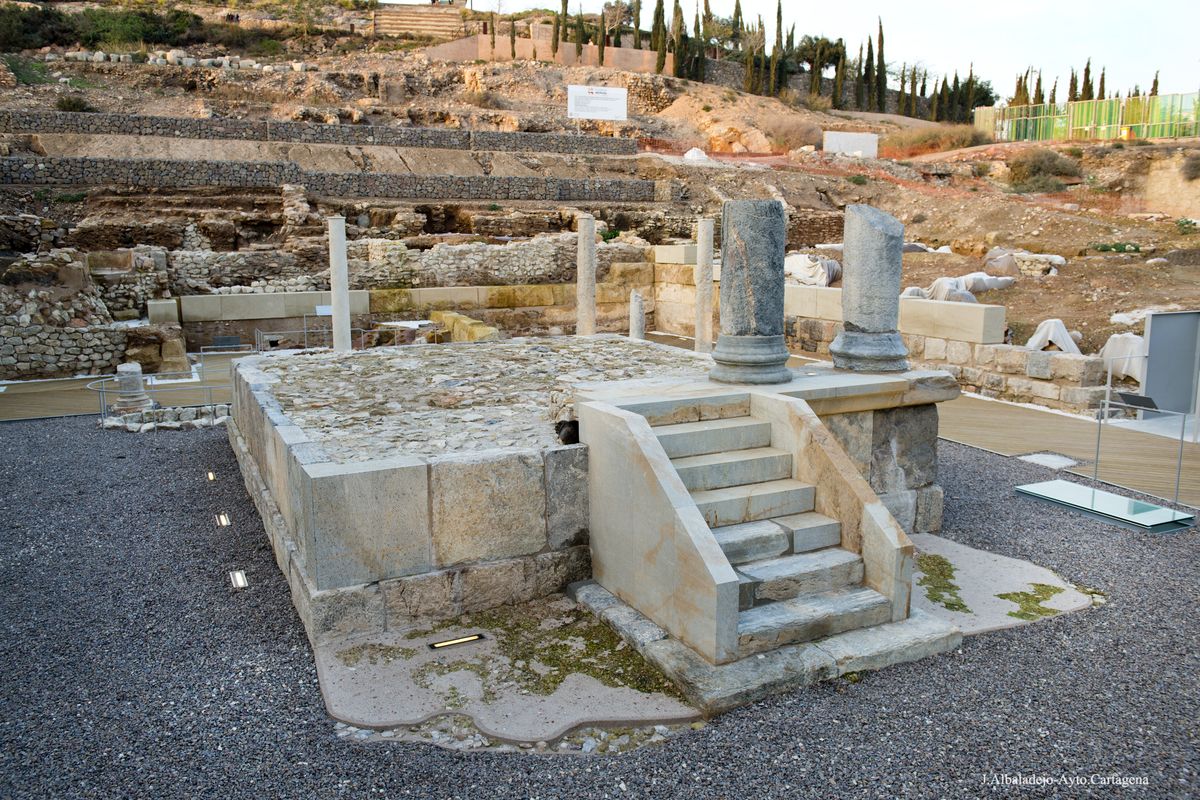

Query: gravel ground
[[1, 417, 1197, 799]]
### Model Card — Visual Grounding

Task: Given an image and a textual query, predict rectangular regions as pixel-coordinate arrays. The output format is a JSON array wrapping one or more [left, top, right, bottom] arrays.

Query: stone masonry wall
[[0, 157, 657, 203], [785, 315, 1108, 412], [0, 110, 638, 156], [0, 323, 127, 379]]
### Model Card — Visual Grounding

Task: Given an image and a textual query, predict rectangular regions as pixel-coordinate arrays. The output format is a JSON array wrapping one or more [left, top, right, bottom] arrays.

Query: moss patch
[[336, 643, 417, 667], [916, 553, 971, 614], [997, 583, 1064, 621], [409, 600, 681, 701]]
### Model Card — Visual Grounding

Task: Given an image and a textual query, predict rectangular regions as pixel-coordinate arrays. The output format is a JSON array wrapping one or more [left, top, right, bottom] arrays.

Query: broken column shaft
[[830, 204, 909, 372], [709, 200, 792, 384]]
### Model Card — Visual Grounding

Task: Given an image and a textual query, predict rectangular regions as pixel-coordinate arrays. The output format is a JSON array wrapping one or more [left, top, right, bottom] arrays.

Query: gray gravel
[[1, 417, 1197, 799]]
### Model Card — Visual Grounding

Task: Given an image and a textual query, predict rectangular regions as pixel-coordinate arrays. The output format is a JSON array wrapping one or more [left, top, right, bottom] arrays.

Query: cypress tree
[[875, 18, 886, 111], [671, 0, 686, 79], [833, 52, 846, 109], [653, 0, 666, 73], [597, 21, 606, 65], [613, 11, 622, 48], [551, 12, 560, 56], [489, 12, 496, 52], [1049, 77, 1057, 105], [950, 72, 960, 121], [965, 64, 975, 113], [632, 0, 641, 48], [939, 76, 950, 118], [510, 17, 517, 60], [809, 40, 823, 96], [731, 0, 742, 49], [575, 11, 585, 58], [853, 46, 864, 110], [1150, 71, 1159, 96], [768, 0, 782, 96], [920, 69, 927, 98], [692, 9, 705, 81], [897, 65, 906, 116], [1097, 67, 1105, 100], [930, 79, 939, 121], [908, 67, 917, 116], [864, 38, 875, 110], [1068, 69, 1078, 102], [1033, 72, 1044, 105], [561, 0, 568, 41], [1081, 59, 1093, 101]]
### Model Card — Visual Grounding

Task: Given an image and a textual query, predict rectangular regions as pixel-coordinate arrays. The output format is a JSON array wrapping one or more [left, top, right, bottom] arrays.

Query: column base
[[709, 334, 794, 384], [830, 330, 910, 372]]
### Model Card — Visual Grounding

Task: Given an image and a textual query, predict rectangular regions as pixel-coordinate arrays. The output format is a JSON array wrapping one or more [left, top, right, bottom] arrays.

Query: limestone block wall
[[369, 261, 655, 336], [777, 286, 1108, 412], [0, 157, 659, 203], [167, 250, 309, 295], [228, 355, 591, 645], [87, 247, 170, 318], [0, 110, 638, 156]]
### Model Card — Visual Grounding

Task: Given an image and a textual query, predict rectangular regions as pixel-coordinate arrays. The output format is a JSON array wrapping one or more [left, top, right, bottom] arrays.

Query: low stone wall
[[229, 356, 591, 644], [792, 209, 846, 247], [0, 110, 638, 156], [0, 323, 127, 378], [782, 309, 1107, 412], [0, 157, 659, 203]]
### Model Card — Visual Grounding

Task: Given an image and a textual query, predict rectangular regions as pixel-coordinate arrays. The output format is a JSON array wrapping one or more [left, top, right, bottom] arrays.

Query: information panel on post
[[567, 86, 629, 121]]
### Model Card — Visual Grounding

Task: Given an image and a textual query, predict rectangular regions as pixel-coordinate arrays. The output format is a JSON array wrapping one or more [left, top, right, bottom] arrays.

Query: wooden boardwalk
[[0, 356, 238, 422], [939, 395, 1199, 508]]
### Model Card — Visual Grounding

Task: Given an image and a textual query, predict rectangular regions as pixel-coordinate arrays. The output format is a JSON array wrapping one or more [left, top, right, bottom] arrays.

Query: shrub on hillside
[[55, 95, 96, 113], [1183, 154, 1200, 182], [880, 124, 991, 158], [761, 117, 823, 151], [1008, 148, 1082, 193]]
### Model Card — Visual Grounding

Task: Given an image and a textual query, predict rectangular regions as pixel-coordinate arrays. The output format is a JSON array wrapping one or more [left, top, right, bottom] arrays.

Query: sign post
[[567, 86, 629, 121]]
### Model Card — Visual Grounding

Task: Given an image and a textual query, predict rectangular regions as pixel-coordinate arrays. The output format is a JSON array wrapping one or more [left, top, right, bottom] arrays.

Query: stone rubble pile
[[101, 404, 231, 433]]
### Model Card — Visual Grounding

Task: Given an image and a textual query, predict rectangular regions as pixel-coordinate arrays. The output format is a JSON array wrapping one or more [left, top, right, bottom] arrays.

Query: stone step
[[737, 547, 863, 604], [771, 512, 842, 552], [621, 393, 750, 427], [737, 586, 892, 658], [653, 416, 773, 459], [671, 447, 792, 492], [692, 479, 814, 528], [712, 520, 791, 566]]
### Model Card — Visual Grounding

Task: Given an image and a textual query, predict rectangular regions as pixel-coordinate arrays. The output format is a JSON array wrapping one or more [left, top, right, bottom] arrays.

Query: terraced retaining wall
[[0, 157, 659, 202], [0, 110, 639, 156]]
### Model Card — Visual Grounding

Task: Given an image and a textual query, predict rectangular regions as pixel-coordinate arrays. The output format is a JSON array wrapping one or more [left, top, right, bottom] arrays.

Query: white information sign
[[567, 86, 628, 121]]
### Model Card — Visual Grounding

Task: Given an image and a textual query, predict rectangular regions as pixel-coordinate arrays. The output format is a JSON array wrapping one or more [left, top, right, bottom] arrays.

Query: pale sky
[[476, 0, 1199, 100]]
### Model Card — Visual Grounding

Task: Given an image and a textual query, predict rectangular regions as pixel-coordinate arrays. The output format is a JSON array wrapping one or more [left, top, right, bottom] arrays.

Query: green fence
[[974, 92, 1198, 142]]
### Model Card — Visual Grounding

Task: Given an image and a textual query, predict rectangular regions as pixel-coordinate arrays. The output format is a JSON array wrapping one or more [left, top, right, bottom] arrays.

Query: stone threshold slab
[[313, 595, 699, 744], [574, 362, 959, 418], [568, 581, 961, 715], [911, 533, 1095, 635]]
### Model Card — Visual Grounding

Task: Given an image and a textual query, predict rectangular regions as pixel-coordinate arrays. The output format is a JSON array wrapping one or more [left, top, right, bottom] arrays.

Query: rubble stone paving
[[258, 336, 708, 462]]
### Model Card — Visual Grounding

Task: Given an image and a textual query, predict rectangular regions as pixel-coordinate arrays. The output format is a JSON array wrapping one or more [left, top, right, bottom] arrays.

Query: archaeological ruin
[[2, 4, 1197, 791]]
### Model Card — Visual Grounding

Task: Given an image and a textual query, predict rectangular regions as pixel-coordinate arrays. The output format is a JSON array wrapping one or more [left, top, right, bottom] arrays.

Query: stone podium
[[709, 200, 793, 384]]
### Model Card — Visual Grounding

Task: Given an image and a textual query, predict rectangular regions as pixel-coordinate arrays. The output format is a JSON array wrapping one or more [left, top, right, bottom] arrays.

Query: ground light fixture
[[427, 634, 485, 650], [206, 471, 216, 481], [229, 570, 248, 589], [215, 513, 231, 527]]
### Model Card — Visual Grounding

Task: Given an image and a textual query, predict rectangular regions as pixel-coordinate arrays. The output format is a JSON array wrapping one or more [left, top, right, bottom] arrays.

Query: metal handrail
[[86, 374, 233, 422]]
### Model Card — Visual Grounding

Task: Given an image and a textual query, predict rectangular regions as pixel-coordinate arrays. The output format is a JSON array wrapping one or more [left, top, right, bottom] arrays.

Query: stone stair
[[372, 6, 465, 39], [648, 400, 897, 661]]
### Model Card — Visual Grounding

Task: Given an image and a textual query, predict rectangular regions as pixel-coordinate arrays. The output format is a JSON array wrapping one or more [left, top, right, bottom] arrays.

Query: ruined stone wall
[[348, 233, 652, 289], [0, 110, 638, 155], [0, 323, 127, 378], [0, 157, 658, 203], [790, 209, 845, 247], [785, 317, 1108, 412], [167, 250, 312, 294]]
